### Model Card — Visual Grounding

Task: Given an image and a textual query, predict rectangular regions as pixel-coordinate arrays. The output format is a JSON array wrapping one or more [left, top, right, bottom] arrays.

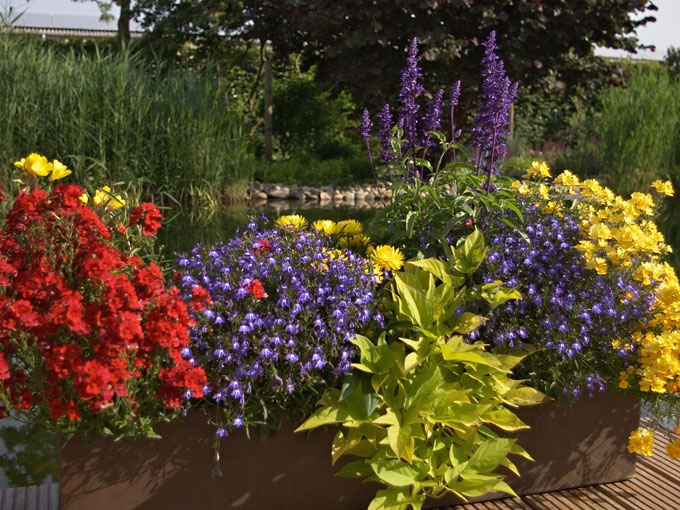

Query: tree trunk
[[117, 0, 131, 53], [264, 42, 273, 163]]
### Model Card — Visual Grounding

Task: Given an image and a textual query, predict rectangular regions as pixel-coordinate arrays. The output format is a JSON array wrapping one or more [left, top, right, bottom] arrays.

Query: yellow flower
[[370, 245, 405, 272], [651, 180, 674, 197], [312, 220, 336, 235], [628, 427, 654, 456], [275, 214, 307, 231], [50, 159, 72, 181], [14, 153, 52, 177], [553, 169, 580, 188], [79, 192, 89, 204], [335, 219, 363, 236], [666, 439, 680, 459], [93, 185, 125, 209], [524, 161, 551, 180], [338, 234, 371, 249]]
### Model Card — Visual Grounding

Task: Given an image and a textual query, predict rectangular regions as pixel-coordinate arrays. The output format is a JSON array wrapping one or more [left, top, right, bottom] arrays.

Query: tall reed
[[596, 64, 680, 271], [0, 34, 252, 204], [597, 65, 680, 196]]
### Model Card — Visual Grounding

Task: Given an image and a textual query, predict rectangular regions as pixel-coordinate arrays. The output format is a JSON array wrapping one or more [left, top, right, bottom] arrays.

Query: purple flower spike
[[358, 108, 372, 140], [470, 31, 517, 184], [376, 104, 396, 182], [421, 89, 444, 148], [449, 80, 461, 142], [397, 37, 424, 154]]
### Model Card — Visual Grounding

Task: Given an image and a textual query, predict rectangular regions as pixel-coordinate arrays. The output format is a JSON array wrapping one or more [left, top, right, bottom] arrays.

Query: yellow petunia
[[628, 427, 654, 456], [370, 245, 405, 272], [14, 153, 52, 177], [553, 169, 580, 188], [50, 159, 72, 181], [651, 180, 674, 197], [666, 439, 680, 459], [524, 160, 551, 180], [275, 214, 307, 231]]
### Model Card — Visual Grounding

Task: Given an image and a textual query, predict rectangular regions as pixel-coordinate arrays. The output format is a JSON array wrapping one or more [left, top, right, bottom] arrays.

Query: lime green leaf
[[448, 312, 487, 334], [466, 438, 517, 474], [295, 406, 349, 432], [504, 386, 548, 406], [481, 408, 529, 431], [340, 372, 360, 401], [371, 459, 422, 487], [407, 258, 453, 285], [440, 348, 504, 371], [335, 460, 374, 478], [367, 488, 417, 510], [388, 424, 415, 463]]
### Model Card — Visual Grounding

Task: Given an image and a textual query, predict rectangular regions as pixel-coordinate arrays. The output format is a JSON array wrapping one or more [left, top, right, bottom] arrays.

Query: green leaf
[[387, 423, 415, 463], [466, 438, 517, 474], [295, 406, 350, 432], [440, 347, 504, 371], [371, 459, 422, 487], [336, 460, 374, 478], [448, 312, 487, 334], [453, 229, 487, 274], [407, 258, 453, 285], [340, 372, 360, 401], [481, 408, 529, 431], [405, 211, 417, 238], [394, 272, 432, 329], [504, 386, 548, 406], [367, 488, 418, 510]]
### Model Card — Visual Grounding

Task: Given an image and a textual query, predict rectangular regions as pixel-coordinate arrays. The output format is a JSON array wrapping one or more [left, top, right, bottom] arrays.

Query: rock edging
[[248, 182, 391, 205]]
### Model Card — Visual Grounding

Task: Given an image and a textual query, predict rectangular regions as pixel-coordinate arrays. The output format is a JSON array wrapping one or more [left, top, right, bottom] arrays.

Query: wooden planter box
[[59, 391, 640, 510]]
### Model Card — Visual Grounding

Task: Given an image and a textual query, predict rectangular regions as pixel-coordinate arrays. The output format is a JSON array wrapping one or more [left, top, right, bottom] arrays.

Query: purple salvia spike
[[359, 108, 385, 205], [421, 89, 444, 149], [449, 80, 461, 142], [377, 103, 395, 182], [397, 37, 424, 157], [470, 31, 517, 184], [358, 108, 372, 140]]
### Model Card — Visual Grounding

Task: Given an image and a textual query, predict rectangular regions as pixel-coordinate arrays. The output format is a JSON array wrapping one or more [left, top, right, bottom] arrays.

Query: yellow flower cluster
[[276, 215, 404, 274], [91, 185, 126, 210], [518, 162, 680, 458], [14, 153, 72, 181], [666, 438, 680, 459], [628, 427, 654, 456]]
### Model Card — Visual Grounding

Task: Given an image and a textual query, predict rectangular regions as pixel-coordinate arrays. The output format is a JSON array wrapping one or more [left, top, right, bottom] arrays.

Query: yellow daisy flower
[[370, 245, 405, 272], [275, 214, 307, 231], [335, 219, 363, 236], [312, 219, 336, 235]]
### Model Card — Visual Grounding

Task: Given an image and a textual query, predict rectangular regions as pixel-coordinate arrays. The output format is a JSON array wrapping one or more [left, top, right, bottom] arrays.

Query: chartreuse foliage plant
[[297, 231, 545, 510]]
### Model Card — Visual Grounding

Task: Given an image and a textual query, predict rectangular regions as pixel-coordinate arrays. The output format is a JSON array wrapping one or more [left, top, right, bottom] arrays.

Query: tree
[[73, 0, 132, 52], [246, 0, 658, 109]]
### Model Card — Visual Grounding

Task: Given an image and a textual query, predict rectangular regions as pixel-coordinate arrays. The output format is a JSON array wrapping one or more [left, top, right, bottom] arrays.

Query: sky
[[4, 0, 680, 60]]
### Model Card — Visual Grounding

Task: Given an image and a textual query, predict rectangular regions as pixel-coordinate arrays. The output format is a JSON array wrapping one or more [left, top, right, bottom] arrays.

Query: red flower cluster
[[244, 278, 267, 299], [252, 239, 271, 253], [129, 202, 164, 236], [0, 183, 207, 427]]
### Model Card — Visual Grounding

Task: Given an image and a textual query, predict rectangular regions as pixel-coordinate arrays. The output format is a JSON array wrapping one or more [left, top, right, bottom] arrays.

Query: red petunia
[[245, 278, 267, 299], [252, 239, 271, 253], [129, 203, 164, 236]]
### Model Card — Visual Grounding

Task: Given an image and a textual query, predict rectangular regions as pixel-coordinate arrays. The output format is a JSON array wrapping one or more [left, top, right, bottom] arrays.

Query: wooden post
[[264, 42, 273, 163], [509, 103, 515, 138]]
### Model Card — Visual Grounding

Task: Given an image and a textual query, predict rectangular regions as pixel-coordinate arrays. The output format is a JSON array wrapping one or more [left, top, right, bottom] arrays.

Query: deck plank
[[447, 427, 680, 510]]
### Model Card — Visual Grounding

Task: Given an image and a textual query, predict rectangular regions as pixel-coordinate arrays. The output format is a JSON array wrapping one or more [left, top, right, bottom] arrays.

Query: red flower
[[245, 278, 267, 299], [129, 203, 164, 236], [190, 285, 212, 312], [253, 239, 271, 253]]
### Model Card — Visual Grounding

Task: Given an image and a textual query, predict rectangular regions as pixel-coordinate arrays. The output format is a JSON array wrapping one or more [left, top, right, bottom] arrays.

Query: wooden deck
[[0, 432, 678, 510], [445, 430, 680, 510]]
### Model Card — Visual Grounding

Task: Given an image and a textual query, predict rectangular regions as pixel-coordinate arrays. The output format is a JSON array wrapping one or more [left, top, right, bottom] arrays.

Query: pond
[[0, 200, 379, 489]]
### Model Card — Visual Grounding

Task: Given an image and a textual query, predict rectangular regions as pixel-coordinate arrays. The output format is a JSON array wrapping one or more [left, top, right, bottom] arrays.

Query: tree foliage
[[245, 0, 657, 107]]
